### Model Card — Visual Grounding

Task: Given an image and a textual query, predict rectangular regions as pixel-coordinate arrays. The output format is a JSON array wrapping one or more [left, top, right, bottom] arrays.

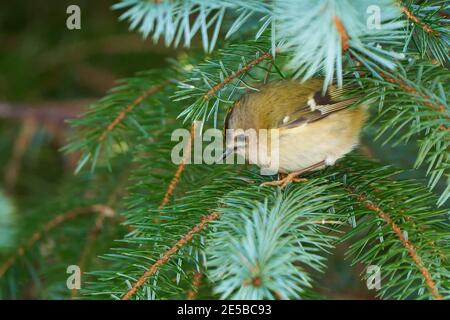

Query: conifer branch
[[333, 15, 349, 52], [121, 212, 220, 300], [71, 172, 129, 299], [355, 62, 449, 205], [332, 157, 449, 299], [379, 71, 448, 129], [175, 39, 273, 123], [98, 82, 168, 142], [207, 180, 343, 299], [400, 5, 440, 36], [0, 100, 87, 124], [71, 214, 107, 299], [399, 1, 449, 66], [0, 204, 115, 279], [64, 71, 178, 173], [353, 191, 443, 300], [112, 0, 270, 51], [203, 51, 272, 100], [158, 123, 196, 209], [4, 118, 38, 191], [158, 161, 187, 209], [277, 0, 405, 88], [186, 272, 202, 300]]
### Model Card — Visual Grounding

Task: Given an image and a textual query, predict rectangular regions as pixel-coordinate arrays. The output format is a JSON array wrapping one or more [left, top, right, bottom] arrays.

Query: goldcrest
[[223, 79, 368, 186]]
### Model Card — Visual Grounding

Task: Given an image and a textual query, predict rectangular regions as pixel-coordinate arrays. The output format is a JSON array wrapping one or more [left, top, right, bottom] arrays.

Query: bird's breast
[[245, 109, 366, 173]]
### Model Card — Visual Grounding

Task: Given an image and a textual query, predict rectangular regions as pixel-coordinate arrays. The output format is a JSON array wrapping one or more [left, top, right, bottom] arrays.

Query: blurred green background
[[0, 0, 174, 197]]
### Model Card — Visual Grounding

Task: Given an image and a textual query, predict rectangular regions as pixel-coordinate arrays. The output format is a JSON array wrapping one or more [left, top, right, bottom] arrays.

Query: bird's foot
[[260, 161, 328, 188], [260, 172, 308, 188]]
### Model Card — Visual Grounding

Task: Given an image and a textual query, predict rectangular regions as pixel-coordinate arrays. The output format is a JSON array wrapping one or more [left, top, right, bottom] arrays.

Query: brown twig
[[71, 169, 129, 299], [203, 51, 273, 100], [0, 101, 89, 125], [0, 204, 115, 279], [98, 83, 168, 142], [365, 185, 446, 262], [438, 11, 450, 19], [157, 53, 272, 209], [121, 212, 220, 300], [354, 192, 443, 300], [400, 6, 440, 35], [402, 215, 447, 262], [71, 214, 107, 298], [158, 161, 188, 209], [186, 272, 203, 300], [379, 72, 449, 131], [158, 123, 196, 209], [0, 100, 90, 172], [156, 53, 272, 209], [333, 15, 350, 52], [4, 117, 38, 191]]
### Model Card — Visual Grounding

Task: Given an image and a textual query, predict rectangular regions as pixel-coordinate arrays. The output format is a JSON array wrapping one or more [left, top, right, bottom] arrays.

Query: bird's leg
[[277, 172, 306, 183], [261, 160, 326, 188]]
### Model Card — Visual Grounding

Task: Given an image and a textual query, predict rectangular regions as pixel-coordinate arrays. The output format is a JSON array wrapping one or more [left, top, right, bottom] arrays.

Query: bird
[[221, 79, 368, 187]]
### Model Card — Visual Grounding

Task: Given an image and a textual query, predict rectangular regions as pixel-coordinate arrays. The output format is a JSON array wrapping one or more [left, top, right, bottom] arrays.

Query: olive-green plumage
[[225, 79, 368, 174]]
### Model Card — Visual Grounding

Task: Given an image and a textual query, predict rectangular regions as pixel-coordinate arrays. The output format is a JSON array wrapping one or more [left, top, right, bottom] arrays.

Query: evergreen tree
[[0, 0, 449, 300]]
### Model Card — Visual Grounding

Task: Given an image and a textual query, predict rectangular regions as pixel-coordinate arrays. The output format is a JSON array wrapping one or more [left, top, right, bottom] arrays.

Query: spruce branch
[[113, 0, 271, 51], [114, 0, 412, 89], [379, 70, 447, 118], [71, 169, 130, 299], [202, 51, 273, 100], [352, 189, 443, 300], [174, 38, 273, 123], [0, 156, 132, 299], [64, 70, 176, 173], [121, 211, 220, 300], [186, 271, 202, 300], [333, 15, 350, 52], [98, 82, 169, 142], [71, 214, 109, 299], [0, 204, 115, 279], [328, 156, 450, 299], [400, 5, 440, 35], [276, 0, 406, 88], [85, 171, 257, 299], [354, 61, 449, 205], [400, 1, 449, 66], [4, 118, 38, 192], [158, 123, 196, 209], [0, 100, 88, 124], [206, 180, 345, 299]]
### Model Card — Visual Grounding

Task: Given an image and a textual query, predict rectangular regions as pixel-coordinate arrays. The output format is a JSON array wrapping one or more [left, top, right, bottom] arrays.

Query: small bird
[[222, 79, 368, 187]]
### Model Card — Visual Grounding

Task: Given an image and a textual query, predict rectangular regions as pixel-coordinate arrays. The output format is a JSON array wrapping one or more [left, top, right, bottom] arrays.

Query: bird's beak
[[216, 147, 234, 164]]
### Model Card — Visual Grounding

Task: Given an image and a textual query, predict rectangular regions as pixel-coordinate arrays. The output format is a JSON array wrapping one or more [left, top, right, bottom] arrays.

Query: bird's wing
[[278, 87, 359, 129]]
